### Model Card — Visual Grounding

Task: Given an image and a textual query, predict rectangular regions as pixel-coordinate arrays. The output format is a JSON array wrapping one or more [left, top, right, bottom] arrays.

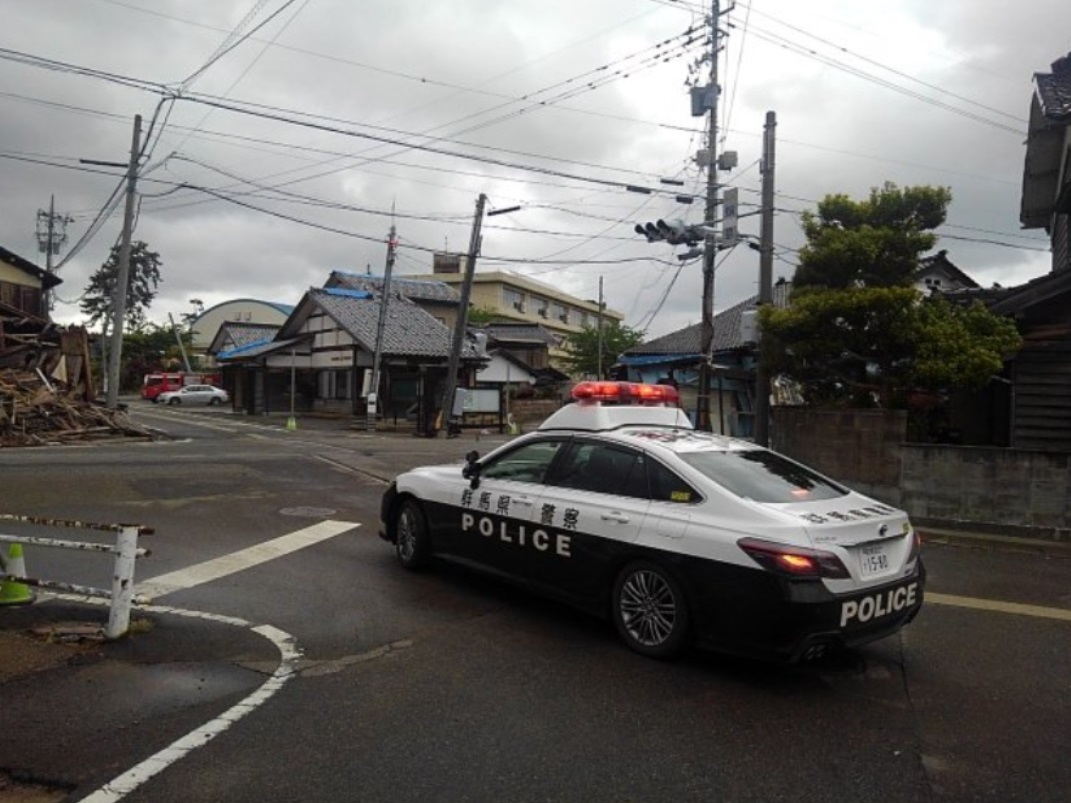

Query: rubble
[[0, 309, 157, 447]]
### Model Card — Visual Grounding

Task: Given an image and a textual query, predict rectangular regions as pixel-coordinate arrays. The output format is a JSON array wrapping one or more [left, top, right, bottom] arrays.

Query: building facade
[[406, 254, 625, 368]]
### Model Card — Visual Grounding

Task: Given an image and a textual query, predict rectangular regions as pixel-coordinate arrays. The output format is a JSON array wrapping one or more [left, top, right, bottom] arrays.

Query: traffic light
[[633, 219, 703, 246]]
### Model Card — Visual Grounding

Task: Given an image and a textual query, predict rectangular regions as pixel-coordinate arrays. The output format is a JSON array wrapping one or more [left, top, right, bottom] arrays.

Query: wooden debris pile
[[0, 313, 156, 447]]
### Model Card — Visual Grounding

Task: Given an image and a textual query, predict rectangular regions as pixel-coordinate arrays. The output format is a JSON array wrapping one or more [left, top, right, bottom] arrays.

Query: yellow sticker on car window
[[670, 491, 691, 502]]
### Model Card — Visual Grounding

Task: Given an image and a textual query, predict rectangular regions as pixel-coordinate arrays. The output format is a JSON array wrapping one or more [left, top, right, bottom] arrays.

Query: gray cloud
[[0, 0, 1063, 341]]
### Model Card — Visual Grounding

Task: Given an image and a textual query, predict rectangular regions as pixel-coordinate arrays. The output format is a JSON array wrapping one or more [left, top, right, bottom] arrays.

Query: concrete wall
[[770, 406, 1071, 539], [902, 445, 1071, 536], [771, 407, 906, 506]]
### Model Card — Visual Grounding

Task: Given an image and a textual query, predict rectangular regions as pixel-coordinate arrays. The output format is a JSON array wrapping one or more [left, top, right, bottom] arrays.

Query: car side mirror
[[462, 450, 481, 488]]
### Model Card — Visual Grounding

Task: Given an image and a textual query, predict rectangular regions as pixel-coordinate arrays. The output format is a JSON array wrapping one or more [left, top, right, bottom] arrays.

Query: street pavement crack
[[896, 634, 938, 803], [297, 639, 414, 677]]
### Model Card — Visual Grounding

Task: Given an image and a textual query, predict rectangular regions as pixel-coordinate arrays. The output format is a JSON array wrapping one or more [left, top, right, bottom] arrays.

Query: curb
[[919, 527, 1071, 558]]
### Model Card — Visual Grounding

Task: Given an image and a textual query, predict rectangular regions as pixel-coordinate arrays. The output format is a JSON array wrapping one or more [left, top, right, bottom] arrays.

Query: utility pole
[[35, 195, 73, 316], [105, 114, 142, 410], [697, 0, 723, 432], [596, 275, 604, 379], [439, 194, 488, 437], [168, 313, 193, 373], [754, 110, 777, 447], [367, 222, 398, 431]]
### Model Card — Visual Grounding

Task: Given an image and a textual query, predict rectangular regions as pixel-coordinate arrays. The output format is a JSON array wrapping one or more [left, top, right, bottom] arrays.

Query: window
[[648, 459, 701, 504], [319, 369, 351, 400], [551, 303, 567, 323], [503, 287, 525, 313], [549, 442, 648, 498], [679, 449, 848, 503], [481, 439, 564, 484]]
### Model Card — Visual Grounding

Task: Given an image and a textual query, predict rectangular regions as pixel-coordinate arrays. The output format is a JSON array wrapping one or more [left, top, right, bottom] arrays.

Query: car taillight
[[906, 529, 921, 563], [737, 537, 850, 579]]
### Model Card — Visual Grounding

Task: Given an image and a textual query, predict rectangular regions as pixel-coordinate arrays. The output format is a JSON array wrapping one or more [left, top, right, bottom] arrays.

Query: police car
[[379, 381, 924, 662]]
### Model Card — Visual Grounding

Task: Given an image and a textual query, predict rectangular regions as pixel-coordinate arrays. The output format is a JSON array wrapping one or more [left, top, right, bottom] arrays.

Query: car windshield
[[679, 448, 848, 503]]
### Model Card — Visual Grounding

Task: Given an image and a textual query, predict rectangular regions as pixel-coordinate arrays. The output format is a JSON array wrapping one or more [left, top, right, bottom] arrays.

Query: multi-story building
[[406, 253, 625, 368]]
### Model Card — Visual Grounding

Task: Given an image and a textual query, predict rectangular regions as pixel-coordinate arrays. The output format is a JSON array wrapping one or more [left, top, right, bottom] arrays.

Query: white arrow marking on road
[[927, 592, 1071, 622], [137, 519, 358, 600]]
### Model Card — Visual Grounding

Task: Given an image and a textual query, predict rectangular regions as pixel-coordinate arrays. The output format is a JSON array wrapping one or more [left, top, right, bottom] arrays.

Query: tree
[[80, 240, 163, 334], [759, 183, 1021, 407], [559, 321, 645, 379], [794, 182, 952, 289], [180, 298, 205, 330], [465, 305, 499, 325], [121, 325, 179, 391]]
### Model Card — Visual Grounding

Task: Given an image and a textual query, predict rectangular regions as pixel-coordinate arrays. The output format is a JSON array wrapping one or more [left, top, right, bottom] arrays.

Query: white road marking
[[927, 592, 1071, 622], [55, 598, 302, 803], [136, 519, 358, 600]]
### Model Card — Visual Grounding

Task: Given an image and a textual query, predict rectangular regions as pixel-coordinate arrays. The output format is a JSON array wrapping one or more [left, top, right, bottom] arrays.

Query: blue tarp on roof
[[321, 287, 372, 300], [216, 337, 277, 360], [616, 353, 703, 366]]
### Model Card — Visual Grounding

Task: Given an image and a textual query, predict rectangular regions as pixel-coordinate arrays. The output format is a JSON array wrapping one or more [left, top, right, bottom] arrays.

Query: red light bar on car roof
[[571, 381, 679, 405]]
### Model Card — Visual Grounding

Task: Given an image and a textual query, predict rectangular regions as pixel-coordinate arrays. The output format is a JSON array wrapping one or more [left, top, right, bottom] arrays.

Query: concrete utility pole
[[367, 222, 398, 432], [439, 194, 488, 437], [697, 0, 723, 432], [754, 110, 777, 447], [168, 313, 193, 373], [35, 195, 73, 315], [105, 114, 142, 410], [596, 275, 605, 379]]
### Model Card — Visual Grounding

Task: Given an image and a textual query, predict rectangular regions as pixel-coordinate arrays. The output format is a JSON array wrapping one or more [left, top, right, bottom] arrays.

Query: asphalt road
[[2, 403, 1069, 803]]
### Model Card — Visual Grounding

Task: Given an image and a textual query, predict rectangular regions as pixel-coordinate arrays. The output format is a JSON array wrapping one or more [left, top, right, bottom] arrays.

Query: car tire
[[611, 560, 689, 659], [209, 397, 222, 406], [394, 498, 432, 571], [169, 398, 181, 406]]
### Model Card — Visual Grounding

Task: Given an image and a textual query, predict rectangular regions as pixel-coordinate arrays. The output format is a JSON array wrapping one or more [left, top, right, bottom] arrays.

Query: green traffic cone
[[0, 543, 35, 606]]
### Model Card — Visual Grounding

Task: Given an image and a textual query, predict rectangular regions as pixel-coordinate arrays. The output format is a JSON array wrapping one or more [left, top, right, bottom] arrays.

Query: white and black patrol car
[[379, 381, 924, 662]]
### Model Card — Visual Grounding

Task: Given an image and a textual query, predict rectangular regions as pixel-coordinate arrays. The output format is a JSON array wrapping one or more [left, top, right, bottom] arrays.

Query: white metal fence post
[[106, 525, 139, 639]]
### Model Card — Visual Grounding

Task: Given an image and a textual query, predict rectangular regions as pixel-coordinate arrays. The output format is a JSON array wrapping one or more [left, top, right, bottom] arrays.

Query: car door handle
[[601, 511, 630, 523]]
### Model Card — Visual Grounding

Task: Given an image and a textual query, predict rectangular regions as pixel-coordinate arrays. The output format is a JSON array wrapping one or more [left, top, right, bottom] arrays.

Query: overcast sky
[[1, 0, 1065, 338]]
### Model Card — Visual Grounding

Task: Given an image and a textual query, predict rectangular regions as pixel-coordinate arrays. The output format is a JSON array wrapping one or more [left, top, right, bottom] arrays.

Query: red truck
[[140, 372, 221, 401]]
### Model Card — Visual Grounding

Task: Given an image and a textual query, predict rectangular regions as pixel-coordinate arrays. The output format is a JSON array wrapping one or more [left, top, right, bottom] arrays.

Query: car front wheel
[[209, 397, 222, 406], [611, 561, 689, 658], [168, 397, 181, 405], [394, 499, 431, 571]]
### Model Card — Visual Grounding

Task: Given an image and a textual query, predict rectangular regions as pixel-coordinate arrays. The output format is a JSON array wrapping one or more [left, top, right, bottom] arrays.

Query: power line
[[742, 26, 1023, 136]]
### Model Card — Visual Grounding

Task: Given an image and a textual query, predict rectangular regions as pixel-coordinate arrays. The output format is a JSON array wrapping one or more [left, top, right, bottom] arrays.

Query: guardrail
[[0, 514, 153, 639]]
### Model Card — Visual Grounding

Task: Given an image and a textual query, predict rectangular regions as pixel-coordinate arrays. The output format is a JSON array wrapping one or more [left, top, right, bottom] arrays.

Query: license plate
[[858, 544, 890, 577]]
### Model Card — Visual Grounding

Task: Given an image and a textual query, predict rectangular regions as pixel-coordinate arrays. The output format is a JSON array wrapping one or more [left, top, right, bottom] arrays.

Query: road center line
[[137, 519, 358, 600], [927, 592, 1071, 622]]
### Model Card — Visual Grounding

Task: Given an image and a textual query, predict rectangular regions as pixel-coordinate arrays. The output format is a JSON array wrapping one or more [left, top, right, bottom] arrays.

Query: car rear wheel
[[612, 561, 689, 658], [168, 397, 181, 406], [394, 499, 431, 571]]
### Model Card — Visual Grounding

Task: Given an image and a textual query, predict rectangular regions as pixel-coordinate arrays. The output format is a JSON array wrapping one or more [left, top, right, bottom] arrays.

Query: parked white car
[[157, 384, 229, 406]]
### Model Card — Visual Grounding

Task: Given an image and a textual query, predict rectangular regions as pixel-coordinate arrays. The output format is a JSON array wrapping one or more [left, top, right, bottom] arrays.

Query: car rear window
[[679, 449, 848, 503]]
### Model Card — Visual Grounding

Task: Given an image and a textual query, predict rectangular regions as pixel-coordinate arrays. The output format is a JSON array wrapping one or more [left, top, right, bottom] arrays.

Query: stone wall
[[770, 407, 907, 505]]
